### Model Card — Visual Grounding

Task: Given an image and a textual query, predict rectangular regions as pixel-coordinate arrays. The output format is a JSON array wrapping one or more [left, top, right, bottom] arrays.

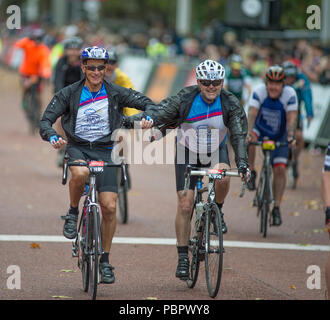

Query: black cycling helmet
[[29, 29, 45, 42], [63, 36, 83, 50], [282, 61, 298, 78], [108, 49, 118, 63], [265, 65, 285, 82]]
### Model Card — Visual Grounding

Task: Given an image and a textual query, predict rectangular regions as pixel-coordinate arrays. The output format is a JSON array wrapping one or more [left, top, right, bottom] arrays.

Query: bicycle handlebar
[[62, 157, 125, 185], [248, 140, 289, 147], [182, 166, 245, 197]]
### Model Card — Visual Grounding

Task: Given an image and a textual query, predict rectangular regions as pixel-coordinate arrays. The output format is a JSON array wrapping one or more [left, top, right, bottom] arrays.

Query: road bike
[[287, 145, 298, 189], [62, 157, 125, 299], [21, 78, 42, 134], [183, 165, 245, 298], [248, 138, 288, 238]]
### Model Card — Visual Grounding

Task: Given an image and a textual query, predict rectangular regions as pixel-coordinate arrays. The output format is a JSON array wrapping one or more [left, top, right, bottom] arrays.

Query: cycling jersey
[[15, 37, 51, 78], [75, 84, 110, 142], [290, 72, 313, 129], [249, 83, 298, 140], [178, 93, 227, 154]]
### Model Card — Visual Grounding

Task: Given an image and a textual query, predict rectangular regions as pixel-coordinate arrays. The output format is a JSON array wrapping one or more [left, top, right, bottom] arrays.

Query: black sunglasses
[[85, 65, 106, 71], [200, 80, 223, 87]]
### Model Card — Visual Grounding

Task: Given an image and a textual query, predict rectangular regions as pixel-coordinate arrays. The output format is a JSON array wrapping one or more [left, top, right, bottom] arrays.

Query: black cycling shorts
[[175, 142, 230, 192], [66, 143, 118, 193]]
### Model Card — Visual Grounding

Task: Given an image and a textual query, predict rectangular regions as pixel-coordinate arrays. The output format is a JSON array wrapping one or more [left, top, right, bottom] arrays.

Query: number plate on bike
[[89, 161, 104, 173], [262, 140, 275, 150]]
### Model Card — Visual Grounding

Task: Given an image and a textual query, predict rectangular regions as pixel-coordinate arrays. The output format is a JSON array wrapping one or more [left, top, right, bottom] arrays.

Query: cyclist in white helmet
[[127, 59, 249, 280]]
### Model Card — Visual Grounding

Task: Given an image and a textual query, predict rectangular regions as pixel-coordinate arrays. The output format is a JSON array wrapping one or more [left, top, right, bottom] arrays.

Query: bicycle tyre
[[117, 168, 128, 224], [88, 206, 99, 300], [261, 164, 272, 238], [80, 208, 89, 292], [186, 205, 202, 289], [205, 203, 223, 298]]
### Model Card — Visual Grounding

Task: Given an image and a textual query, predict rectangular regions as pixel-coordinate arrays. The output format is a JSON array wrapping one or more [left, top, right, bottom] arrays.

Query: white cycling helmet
[[81, 46, 109, 62], [196, 59, 225, 80]]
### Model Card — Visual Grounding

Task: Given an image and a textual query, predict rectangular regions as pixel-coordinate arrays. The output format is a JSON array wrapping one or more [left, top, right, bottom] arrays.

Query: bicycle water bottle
[[196, 180, 203, 191], [82, 183, 89, 196]]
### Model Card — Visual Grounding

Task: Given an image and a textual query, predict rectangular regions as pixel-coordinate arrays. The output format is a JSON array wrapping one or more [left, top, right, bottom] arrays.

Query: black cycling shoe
[[247, 169, 257, 191], [175, 255, 189, 280], [99, 262, 115, 284], [61, 210, 78, 239], [272, 206, 282, 226]]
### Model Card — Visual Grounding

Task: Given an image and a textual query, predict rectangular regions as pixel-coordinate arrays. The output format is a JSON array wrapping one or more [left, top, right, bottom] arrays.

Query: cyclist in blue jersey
[[282, 61, 313, 183], [246, 65, 298, 226], [127, 59, 249, 280], [40, 46, 154, 284]]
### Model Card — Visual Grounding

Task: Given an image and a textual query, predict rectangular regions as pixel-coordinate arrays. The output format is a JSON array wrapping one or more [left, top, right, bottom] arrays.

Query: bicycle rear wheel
[[88, 206, 100, 300], [205, 203, 223, 298], [186, 205, 202, 289]]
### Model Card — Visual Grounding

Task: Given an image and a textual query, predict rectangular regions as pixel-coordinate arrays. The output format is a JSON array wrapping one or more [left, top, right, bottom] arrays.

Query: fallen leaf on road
[[60, 269, 76, 273], [255, 298, 264, 300], [232, 191, 238, 197], [52, 295, 72, 299], [298, 243, 309, 247], [312, 229, 324, 233], [305, 200, 321, 210], [290, 285, 296, 290], [145, 297, 158, 300], [30, 243, 40, 249], [289, 211, 300, 217]]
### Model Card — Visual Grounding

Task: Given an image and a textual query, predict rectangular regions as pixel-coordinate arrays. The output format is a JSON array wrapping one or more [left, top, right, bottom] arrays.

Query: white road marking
[[0, 234, 329, 252]]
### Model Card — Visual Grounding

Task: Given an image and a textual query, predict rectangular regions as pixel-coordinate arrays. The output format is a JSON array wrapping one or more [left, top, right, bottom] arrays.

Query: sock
[[69, 206, 79, 215], [100, 252, 109, 263]]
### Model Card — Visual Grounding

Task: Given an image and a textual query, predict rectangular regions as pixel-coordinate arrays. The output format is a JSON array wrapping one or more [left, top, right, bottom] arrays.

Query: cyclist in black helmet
[[53, 37, 84, 167]]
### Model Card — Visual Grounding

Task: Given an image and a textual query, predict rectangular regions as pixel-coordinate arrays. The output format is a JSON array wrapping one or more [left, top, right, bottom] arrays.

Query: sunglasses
[[200, 80, 222, 87], [85, 65, 106, 71]]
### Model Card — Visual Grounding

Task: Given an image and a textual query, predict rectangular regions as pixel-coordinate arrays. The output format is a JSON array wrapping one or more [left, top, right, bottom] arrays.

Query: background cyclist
[[53, 36, 84, 167], [105, 48, 141, 190], [128, 59, 249, 280], [246, 65, 298, 226], [282, 61, 314, 185], [224, 54, 252, 108], [15, 29, 51, 134], [39, 46, 154, 285]]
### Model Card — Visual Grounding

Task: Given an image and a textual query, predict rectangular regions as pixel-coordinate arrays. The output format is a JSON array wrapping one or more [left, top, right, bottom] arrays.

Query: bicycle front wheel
[[88, 206, 100, 300], [186, 205, 202, 289], [205, 203, 223, 298]]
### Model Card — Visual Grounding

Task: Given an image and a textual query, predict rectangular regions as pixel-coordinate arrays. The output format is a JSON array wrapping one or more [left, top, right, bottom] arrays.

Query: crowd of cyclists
[[4, 24, 329, 296]]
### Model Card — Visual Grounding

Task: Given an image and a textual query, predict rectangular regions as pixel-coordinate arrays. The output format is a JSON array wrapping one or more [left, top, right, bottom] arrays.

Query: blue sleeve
[[298, 73, 313, 118]]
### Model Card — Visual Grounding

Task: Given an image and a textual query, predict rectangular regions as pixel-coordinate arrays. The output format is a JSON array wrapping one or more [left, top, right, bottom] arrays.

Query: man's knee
[[100, 194, 117, 217]]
